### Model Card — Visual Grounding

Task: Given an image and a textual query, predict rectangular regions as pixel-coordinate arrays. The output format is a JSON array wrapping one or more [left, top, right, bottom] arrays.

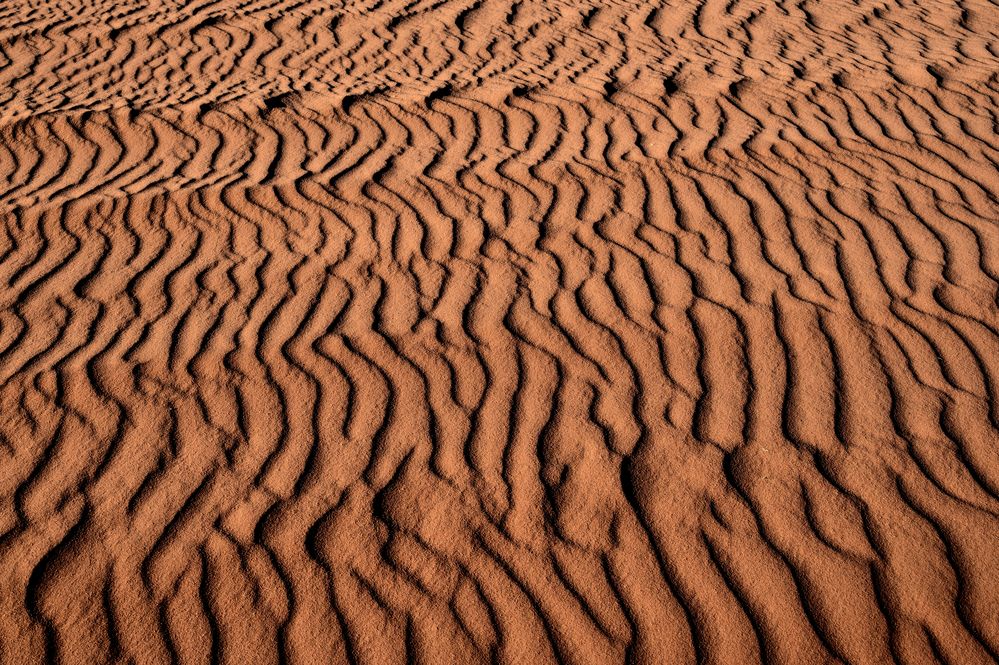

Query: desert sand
[[0, 0, 997, 662]]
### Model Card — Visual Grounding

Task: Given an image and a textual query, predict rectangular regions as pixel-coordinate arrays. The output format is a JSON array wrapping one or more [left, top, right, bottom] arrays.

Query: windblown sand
[[1, 0, 998, 662]]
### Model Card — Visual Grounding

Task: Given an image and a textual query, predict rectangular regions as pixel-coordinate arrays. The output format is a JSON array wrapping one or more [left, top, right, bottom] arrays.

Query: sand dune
[[1, 0, 998, 662]]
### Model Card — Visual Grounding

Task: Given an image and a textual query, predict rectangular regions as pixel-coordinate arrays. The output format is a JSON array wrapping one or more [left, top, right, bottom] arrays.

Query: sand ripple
[[1, 0, 998, 662]]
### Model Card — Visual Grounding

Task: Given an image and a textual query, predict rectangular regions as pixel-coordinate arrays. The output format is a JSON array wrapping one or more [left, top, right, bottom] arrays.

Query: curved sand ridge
[[1, 0, 998, 662]]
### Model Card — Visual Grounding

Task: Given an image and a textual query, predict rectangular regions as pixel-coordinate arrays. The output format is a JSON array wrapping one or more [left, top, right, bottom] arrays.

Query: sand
[[0, 0, 997, 662]]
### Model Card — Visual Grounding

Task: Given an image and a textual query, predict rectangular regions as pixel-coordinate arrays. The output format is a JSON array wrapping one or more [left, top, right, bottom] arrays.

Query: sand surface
[[1, 0, 998, 662]]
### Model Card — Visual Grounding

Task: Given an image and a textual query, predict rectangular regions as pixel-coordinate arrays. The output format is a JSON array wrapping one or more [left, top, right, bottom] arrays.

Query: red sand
[[1, 0, 998, 662]]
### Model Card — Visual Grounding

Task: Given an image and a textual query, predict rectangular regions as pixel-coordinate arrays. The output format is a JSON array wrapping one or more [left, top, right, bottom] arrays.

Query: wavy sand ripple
[[1, 0, 998, 663]]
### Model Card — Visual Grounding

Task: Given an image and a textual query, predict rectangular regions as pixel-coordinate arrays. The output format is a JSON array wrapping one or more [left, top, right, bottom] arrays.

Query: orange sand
[[1, 0, 998, 662]]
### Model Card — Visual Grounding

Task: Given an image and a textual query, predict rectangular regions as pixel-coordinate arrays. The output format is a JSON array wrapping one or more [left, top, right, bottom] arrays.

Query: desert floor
[[1, 0, 998, 663]]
